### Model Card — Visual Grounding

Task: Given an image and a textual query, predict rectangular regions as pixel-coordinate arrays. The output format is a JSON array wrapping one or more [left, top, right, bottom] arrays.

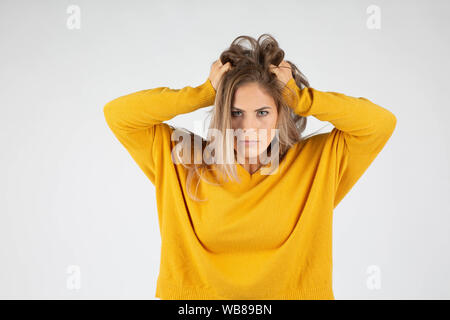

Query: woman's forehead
[[233, 83, 276, 109]]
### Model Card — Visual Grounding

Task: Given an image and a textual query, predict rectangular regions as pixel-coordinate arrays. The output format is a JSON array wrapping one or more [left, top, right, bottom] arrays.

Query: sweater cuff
[[282, 77, 300, 110], [197, 78, 217, 108], [281, 77, 311, 116]]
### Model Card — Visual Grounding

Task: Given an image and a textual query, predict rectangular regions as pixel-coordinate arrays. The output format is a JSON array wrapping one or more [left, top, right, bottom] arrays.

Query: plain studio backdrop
[[1, 0, 449, 300]]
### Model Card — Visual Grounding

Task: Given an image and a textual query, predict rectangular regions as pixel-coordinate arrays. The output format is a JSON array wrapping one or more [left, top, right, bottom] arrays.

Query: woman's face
[[231, 82, 278, 162]]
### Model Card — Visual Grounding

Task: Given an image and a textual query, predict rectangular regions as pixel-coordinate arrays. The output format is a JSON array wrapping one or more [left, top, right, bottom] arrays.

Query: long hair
[[173, 33, 326, 201]]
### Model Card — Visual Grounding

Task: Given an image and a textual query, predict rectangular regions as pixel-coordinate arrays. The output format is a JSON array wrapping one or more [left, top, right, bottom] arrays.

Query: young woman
[[103, 34, 396, 300]]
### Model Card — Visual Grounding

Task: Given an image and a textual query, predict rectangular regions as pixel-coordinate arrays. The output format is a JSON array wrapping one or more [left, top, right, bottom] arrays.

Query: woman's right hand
[[208, 59, 232, 91]]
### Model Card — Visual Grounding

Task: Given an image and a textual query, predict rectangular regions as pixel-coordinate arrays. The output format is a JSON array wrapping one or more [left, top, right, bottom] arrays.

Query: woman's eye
[[231, 110, 268, 117], [258, 110, 269, 116]]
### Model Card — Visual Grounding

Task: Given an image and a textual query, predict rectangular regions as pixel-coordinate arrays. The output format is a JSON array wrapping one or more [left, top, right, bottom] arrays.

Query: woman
[[103, 34, 396, 300]]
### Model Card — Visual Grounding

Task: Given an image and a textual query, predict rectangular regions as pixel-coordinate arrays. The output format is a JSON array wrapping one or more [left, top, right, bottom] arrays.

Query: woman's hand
[[209, 59, 232, 91], [269, 60, 294, 86]]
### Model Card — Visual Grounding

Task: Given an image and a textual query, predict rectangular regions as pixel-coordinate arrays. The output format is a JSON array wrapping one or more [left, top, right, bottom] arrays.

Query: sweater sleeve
[[282, 78, 397, 208], [103, 78, 216, 184]]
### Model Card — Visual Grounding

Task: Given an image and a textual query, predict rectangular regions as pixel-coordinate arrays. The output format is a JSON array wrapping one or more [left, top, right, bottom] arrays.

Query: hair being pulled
[[173, 33, 326, 201]]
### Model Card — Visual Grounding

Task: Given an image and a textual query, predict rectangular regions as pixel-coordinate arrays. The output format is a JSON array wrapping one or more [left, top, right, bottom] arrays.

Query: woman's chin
[[235, 148, 266, 162]]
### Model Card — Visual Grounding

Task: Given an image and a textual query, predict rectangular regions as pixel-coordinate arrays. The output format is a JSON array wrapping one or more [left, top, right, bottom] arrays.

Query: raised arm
[[103, 78, 216, 184], [103, 60, 231, 185], [282, 77, 397, 208]]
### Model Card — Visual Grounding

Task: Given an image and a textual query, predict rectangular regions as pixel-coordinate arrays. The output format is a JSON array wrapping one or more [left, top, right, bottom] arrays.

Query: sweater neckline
[[235, 161, 271, 179], [203, 140, 306, 193], [229, 140, 304, 190]]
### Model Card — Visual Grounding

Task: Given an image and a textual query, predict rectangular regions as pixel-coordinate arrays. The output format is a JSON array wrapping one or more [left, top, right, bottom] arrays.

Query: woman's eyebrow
[[231, 106, 271, 111]]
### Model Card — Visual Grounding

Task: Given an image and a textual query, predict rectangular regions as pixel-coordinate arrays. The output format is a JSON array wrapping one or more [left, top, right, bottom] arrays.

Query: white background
[[1, 0, 449, 299]]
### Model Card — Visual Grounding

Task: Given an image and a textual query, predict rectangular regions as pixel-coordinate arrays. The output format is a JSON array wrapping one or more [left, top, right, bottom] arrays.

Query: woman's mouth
[[239, 140, 258, 145]]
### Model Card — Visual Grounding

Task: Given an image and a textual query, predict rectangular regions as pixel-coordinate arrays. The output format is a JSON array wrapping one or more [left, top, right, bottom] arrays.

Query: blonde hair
[[173, 33, 326, 201]]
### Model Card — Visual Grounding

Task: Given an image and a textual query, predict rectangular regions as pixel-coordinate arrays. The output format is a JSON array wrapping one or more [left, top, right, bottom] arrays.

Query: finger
[[222, 62, 231, 70]]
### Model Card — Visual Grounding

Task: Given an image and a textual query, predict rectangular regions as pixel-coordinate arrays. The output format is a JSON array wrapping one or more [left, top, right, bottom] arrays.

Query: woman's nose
[[242, 116, 259, 131], [238, 126, 260, 140]]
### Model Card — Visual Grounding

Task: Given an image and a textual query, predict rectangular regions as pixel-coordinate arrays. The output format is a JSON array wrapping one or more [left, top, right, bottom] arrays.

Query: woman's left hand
[[269, 60, 294, 86]]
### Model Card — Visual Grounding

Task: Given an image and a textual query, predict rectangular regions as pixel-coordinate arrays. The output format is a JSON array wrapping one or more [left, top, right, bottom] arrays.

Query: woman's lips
[[239, 140, 258, 145]]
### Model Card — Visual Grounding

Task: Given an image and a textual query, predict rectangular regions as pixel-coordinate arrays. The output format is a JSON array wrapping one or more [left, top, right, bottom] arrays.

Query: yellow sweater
[[103, 77, 396, 300]]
